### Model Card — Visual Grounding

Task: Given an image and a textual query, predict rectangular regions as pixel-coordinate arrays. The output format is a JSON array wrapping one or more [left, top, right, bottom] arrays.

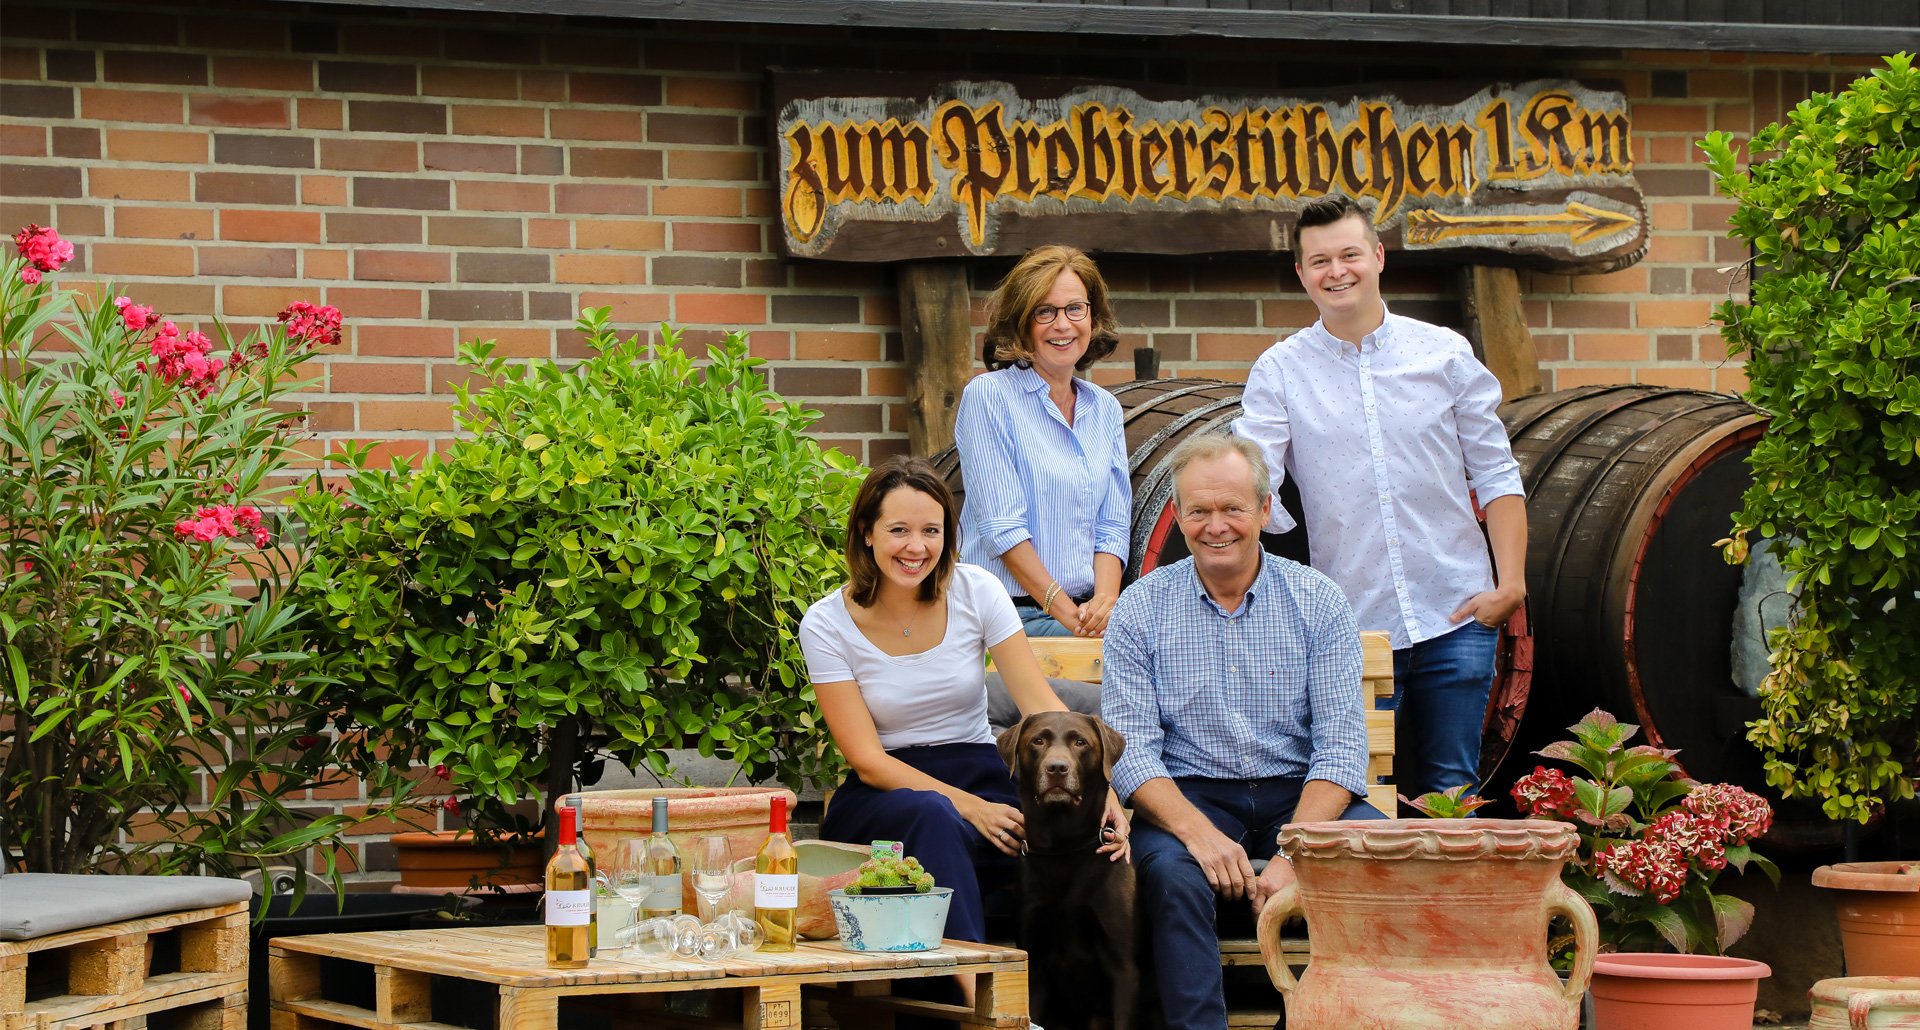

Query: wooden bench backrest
[[1024, 630, 1397, 816]]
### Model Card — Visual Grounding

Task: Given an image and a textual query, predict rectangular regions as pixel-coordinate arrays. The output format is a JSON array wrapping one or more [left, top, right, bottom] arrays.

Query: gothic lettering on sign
[[771, 75, 1647, 274]]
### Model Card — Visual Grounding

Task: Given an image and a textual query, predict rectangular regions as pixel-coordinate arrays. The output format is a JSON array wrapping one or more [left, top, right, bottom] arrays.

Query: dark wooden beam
[[276, 0, 1916, 52], [1459, 265, 1542, 401], [895, 262, 975, 457]]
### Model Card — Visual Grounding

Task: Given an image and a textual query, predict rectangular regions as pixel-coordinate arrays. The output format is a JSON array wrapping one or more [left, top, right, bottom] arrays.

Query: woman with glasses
[[954, 245, 1130, 637]]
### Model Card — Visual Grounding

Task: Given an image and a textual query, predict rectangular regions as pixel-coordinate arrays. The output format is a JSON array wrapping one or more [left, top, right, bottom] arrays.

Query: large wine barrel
[[1495, 385, 1768, 793], [931, 377, 1528, 782]]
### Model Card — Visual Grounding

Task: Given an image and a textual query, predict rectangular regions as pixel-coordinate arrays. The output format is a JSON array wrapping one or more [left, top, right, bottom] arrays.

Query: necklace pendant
[[902, 627, 911, 637]]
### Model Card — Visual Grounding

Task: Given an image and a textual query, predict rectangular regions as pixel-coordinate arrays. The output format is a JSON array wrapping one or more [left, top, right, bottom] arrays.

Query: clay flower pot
[[388, 830, 544, 890], [1258, 818, 1597, 1029], [562, 786, 797, 914], [1813, 862, 1920, 977], [1590, 953, 1771, 1030], [1807, 976, 1920, 1029]]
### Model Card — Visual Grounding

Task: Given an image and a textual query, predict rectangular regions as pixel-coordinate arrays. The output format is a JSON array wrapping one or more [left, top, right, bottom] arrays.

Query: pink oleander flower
[[1511, 765, 1578, 819], [434, 764, 451, 780], [13, 224, 73, 282], [295, 735, 322, 749], [442, 796, 461, 813], [278, 301, 343, 348], [149, 322, 226, 397], [1682, 782, 1773, 847], [109, 388, 125, 408], [173, 503, 271, 547], [114, 296, 156, 331]]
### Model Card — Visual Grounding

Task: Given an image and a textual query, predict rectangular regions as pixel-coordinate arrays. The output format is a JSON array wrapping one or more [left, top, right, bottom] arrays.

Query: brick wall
[[0, 0, 1885, 874]]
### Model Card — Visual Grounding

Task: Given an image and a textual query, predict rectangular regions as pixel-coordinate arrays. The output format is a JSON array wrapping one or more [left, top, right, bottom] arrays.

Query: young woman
[[799, 456, 1127, 952], [954, 244, 1131, 637]]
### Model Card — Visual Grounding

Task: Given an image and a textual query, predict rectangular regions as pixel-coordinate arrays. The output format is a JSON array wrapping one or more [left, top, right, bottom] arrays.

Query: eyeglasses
[[1030, 302, 1090, 325]]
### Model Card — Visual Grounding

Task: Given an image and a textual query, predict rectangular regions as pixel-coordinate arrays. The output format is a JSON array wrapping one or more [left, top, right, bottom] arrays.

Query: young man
[[1102, 433, 1382, 1030], [1234, 194, 1528, 803]]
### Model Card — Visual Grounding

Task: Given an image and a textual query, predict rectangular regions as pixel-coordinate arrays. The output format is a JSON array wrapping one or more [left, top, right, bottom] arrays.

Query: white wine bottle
[[545, 806, 592, 969], [569, 796, 597, 958], [641, 796, 683, 919], [753, 795, 798, 953]]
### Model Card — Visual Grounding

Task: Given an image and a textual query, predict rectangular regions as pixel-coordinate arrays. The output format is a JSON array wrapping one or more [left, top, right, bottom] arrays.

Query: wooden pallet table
[[268, 926, 1027, 1030], [0, 901, 247, 1030]]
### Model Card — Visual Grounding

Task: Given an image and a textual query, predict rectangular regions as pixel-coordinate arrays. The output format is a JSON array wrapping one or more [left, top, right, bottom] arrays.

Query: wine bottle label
[[645, 872, 682, 910], [547, 889, 592, 926], [754, 873, 799, 907]]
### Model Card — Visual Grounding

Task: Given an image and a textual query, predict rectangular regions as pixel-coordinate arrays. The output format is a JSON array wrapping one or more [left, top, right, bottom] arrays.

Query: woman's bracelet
[[1041, 580, 1062, 611]]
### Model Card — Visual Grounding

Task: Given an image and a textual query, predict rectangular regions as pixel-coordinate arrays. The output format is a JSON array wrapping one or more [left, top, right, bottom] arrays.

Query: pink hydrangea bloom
[[1645, 811, 1728, 872], [13, 224, 74, 282], [278, 301, 344, 348], [1682, 783, 1773, 847], [1593, 838, 1689, 904], [1511, 766, 1578, 819]]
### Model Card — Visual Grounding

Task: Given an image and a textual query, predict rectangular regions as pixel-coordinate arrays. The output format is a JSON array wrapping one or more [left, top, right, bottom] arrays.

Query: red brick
[[325, 286, 422, 318], [1715, 365, 1749, 394], [80, 87, 183, 123], [522, 70, 566, 103], [450, 104, 544, 138], [216, 208, 321, 244], [420, 66, 518, 100], [355, 324, 454, 357], [428, 216, 521, 248], [0, 47, 41, 80], [553, 254, 645, 285], [1635, 299, 1715, 329], [550, 109, 646, 142], [667, 149, 760, 182], [90, 167, 191, 201], [1571, 333, 1650, 362], [197, 171, 297, 205], [299, 98, 344, 131], [456, 252, 548, 283], [1551, 300, 1633, 329], [48, 126, 96, 160], [0, 125, 45, 157], [304, 249, 348, 279], [115, 206, 213, 240], [1636, 366, 1715, 389], [103, 50, 204, 87], [464, 326, 553, 358], [795, 330, 882, 361], [423, 141, 516, 173], [353, 176, 448, 211], [104, 128, 204, 163], [568, 72, 661, 107], [664, 75, 757, 110], [1647, 235, 1709, 263], [567, 147, 664, 180], [348, 99, 445, 134], [198, 246, 297, 278], [1644, 137, 1693, 165], [188, 94, 291, 129], [526, 219, 571, 248], [671, 221, 760, 253], [318, 60, 417, 96], [321, 138, 419, 172], [1570, 266, 1647, 294], [456, 179, 550, 213], [577, 291, 669, 325], [211, 55, 314, 92], [330, 361, 427, 393], [327, 212, 421, 245], [223, 285, 310, 316], [91, 242, 194, 276], [355, 251, 451, 283], [360, 400, 454, 431], [1194, 333, 1273, 362], [1630, 103, 1709, 133], [555, 183, 646, 215]]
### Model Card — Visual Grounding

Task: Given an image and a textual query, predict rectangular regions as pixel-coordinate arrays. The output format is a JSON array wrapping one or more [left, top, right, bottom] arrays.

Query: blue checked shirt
[[954, 366, 1131, 600], [1101, 554, 1371, 801], [1235, 309, 1525, 649]]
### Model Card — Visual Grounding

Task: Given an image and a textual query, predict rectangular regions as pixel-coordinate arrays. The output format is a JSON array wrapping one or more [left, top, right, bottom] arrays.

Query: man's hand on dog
[[1097, 791, 1131, 863], [962, 796, 1027, 855]]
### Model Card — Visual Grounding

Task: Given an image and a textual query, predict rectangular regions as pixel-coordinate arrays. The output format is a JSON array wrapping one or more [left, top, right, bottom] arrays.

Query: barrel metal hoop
[[1126, 396, 1244, 476]]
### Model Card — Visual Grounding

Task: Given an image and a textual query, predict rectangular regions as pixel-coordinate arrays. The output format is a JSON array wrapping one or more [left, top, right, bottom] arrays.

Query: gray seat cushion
[[985, 672, 1104, 736], [0, 872, 251, 941]]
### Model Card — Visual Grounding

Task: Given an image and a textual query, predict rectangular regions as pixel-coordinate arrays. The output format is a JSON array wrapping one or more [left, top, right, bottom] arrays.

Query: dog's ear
[[995, 719, 1025, 779], [1093, 716, 1125, 781]]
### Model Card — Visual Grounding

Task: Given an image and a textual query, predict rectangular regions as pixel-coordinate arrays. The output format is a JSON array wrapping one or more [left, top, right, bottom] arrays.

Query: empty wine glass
[[697, 913, 763, 959], [690, 835, 734, 923], [613, 839, 650, 957]]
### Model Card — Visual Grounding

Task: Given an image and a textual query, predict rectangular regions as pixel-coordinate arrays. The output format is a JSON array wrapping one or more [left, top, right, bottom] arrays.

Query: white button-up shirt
[[1234, 310, 1523, 649]]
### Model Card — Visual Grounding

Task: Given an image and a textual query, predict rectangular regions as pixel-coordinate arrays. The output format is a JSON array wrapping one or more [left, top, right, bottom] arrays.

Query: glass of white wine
[[690, 835, 734, 924], [613, 839, 651, 958]]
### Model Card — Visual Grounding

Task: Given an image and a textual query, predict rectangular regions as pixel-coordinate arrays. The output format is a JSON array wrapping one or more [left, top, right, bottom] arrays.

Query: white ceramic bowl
[[826, 887, 953, 952]]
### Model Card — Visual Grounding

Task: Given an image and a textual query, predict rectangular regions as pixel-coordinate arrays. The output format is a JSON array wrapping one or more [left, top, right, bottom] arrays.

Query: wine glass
[[613, 839, 650, 956], [690, 835, 734, 923]]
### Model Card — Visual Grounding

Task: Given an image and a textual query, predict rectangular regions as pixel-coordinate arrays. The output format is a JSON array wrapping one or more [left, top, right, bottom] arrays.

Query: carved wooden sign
[[770, 72, 1646, 273]]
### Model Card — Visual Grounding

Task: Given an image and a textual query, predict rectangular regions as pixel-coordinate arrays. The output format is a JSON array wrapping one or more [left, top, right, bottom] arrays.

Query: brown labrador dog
[[996, 711, 1141, 1030]]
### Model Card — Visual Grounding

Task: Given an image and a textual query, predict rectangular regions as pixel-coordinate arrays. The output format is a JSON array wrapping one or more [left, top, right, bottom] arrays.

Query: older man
[[1101, 433, 1383, 1030]]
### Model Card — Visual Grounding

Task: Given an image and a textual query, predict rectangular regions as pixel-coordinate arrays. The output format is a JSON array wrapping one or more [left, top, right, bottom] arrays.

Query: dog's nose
[[1044, 758, 1070, 778]]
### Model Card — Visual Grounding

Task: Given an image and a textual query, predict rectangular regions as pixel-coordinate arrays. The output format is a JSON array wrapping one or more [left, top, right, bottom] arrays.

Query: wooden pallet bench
[[0, 901, 247, 1030], [268, 925, 1028, 1030]]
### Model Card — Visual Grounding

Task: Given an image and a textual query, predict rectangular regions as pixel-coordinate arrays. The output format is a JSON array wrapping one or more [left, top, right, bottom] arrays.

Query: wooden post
[[1458, 265, 1542, 401], [895, 261, 974, 456]]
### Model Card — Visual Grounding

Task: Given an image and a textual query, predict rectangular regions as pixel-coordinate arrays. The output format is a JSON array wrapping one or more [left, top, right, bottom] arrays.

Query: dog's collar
[[1020, 832, 1107, 858]]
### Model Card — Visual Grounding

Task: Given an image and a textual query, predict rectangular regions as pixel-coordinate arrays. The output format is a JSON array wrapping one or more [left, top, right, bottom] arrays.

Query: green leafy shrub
[[2, 226, 407, 878], [1702, 53, 1920, 822], [292, 312, 859, 839]]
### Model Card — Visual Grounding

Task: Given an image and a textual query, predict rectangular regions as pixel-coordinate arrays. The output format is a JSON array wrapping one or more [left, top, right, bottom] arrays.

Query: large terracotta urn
[[561, 786, 796, 914], [1808, 976, 1920, 1029], [1257, 818, 1596, 1030]]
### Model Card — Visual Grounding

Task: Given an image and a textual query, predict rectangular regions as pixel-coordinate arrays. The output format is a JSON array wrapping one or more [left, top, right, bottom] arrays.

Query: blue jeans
[[1132, 777, 1385, 1030], [1014, 604, 1073, 637], [1386, 620, 1499, 801]]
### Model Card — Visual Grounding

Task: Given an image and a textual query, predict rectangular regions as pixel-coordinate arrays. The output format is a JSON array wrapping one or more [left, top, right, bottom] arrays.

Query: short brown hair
[[981, 244, 1122, 372], [844, 456, 959, 608], [1292, 195, 1379, 262], [1168, 432, 1270, 509]]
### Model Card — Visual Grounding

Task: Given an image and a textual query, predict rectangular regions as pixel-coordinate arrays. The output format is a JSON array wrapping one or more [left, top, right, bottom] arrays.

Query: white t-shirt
[[798, 563, 1024, 750]]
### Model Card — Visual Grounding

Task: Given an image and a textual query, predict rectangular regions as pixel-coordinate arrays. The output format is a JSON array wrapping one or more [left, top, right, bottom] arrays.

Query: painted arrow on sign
[[1404, 200, 1639, 247]]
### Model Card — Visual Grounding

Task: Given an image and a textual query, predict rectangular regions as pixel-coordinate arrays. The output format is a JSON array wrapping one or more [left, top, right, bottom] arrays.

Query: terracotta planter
[[1590, 953, 1771, 1030], [1814, 862, 1920, 977], [1807, 976, 1920, 1029], [388, 830, 544, 890], [1258, 818, 1597, 1029], [561, 786, 797, 914]]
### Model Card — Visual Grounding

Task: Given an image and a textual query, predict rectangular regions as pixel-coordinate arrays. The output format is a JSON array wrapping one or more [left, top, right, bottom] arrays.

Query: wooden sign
[[771, 73, 1647, 274]]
